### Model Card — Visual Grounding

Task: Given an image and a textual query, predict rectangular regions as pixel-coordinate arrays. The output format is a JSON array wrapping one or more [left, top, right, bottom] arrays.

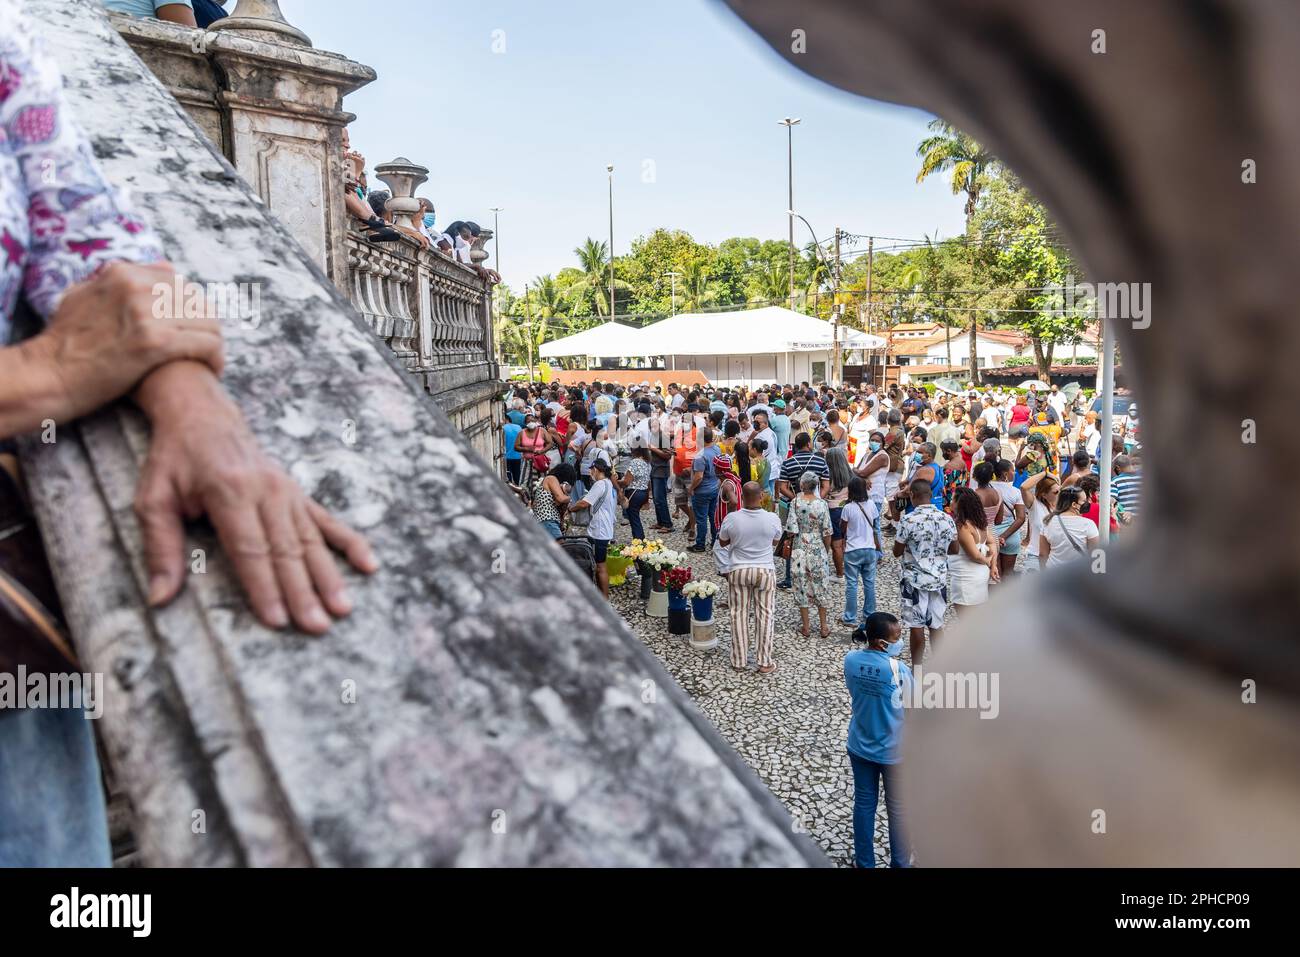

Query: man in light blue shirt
[[844, 612, 912, 868], [770, 399, 792, 458], [687, 427, 720, 551], [100, 0, 197, 26]]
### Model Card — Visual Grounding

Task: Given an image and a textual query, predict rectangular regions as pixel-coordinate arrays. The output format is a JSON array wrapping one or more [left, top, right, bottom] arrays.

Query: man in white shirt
[[751, 410, 782, 494], [718, 482, 784, 675]]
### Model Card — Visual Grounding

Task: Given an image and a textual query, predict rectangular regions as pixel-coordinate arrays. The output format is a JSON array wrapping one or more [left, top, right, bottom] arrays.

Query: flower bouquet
[[658, 565, 694, 593], [681, 579, 719, 622], [626, 539, 665, 599], [659, 563, 694, 636], [606, 543, 632, 587]]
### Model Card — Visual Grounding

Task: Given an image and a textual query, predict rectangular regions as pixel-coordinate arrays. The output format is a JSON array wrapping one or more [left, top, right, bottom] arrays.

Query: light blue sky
[[281, 0, 967, 292]]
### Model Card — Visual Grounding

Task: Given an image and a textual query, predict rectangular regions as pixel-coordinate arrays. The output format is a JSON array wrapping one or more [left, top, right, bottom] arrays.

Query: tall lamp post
[[606, 164, 615, 322], [665, 270, 680, 316], [789, 210, 842, 384], [778, 117, 801, 309], [488, 206, 503, 275], [488, 206, 503, 361]]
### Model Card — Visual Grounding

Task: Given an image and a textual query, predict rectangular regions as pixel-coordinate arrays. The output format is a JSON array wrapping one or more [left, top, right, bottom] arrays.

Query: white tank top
[[864, 452, 893, 502]]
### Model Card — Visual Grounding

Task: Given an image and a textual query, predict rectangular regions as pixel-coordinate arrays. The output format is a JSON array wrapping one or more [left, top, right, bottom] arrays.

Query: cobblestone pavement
[[607, 513, 961, 868]]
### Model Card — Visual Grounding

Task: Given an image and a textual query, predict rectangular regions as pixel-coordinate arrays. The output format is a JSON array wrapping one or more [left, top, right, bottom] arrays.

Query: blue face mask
[[868, 441, 882, 453], [422, 212, 436, 229], [885, 637, 904, 657], [912, 451, 924, 463]]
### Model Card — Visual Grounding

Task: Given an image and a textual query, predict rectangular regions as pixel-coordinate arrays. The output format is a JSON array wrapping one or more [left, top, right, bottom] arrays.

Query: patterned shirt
[[896, 504, 956, 592], [623, 456, 650, 491], [1, 0, 163, 338]]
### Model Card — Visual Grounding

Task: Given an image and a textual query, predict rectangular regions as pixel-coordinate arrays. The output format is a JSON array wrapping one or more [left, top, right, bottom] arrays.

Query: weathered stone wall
[[23, 0, 823, 867], [113, 9, 503, 476]]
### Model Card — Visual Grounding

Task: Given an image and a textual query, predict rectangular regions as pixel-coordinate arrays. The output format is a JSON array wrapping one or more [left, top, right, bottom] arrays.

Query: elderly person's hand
[[132, 361, 377, 634], [2, 261, 223, 437]]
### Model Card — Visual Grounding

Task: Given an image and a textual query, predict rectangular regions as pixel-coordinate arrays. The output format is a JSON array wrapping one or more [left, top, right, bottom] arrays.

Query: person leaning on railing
[[0, 2, 376, 866]]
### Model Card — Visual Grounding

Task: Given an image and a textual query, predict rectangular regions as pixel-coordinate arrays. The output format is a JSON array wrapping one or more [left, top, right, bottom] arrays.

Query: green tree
[[567, 238, 630, 317], [972, 174, 1087, 377], [916, 119, 996, 381], [679, 259, 718, 312]]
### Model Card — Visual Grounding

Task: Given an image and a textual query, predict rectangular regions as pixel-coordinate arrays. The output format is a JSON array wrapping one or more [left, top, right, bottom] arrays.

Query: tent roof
[[632, 306, 886, 356], [538, 321, 647, 358]]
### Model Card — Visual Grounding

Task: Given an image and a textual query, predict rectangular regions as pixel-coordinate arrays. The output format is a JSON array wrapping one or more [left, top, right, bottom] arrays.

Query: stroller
[[557, 533, 597, 584]]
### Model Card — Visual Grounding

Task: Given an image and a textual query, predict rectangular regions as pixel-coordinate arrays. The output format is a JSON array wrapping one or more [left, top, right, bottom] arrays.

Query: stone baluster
[[207, 0, 311, 45], [374, 157, 428, 236]]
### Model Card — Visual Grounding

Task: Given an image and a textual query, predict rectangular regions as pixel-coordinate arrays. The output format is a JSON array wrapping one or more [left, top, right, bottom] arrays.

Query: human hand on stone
[[132, 362, 377, 634]]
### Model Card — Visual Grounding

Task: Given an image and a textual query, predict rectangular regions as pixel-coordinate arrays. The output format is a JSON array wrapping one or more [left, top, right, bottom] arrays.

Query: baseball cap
[[773, 399, 786, 409]]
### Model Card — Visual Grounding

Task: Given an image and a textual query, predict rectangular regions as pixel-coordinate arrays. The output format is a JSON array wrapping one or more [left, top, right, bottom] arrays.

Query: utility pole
[[832, 226, 842, 386], [864, 235, 874, 386], [524, 282, 534, 384], [606, 164, 615, 321], [779, 118, 801, 308]]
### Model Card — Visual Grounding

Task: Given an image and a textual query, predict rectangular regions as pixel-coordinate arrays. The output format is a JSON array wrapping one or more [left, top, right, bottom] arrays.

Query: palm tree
[[916, 119, 995, 382], [754, 260, 790, 306], [495, 313, 548, 369], [567, 237, 629, 318], [531, 275, 565, 319], [679, 260, 717, 313]]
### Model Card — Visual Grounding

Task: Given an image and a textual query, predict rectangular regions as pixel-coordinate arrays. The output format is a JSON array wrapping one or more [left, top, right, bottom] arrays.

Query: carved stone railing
[[110, 6, 375, 286], [25, 0, 823, 867], [112, 9, 502, 473], [344, 230, 419, 363]]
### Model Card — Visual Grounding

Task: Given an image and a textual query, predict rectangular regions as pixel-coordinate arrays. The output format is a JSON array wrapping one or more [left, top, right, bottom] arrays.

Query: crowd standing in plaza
[[505, 373, 1141, 866]]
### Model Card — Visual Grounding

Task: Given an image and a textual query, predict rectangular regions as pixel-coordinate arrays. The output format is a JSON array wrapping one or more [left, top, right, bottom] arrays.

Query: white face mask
[[885, 637, 904, 656], [525, 422, 538, 430]]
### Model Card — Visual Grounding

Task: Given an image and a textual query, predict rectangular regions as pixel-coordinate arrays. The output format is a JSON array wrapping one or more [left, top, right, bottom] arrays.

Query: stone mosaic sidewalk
[[607, 516, 948, 868]]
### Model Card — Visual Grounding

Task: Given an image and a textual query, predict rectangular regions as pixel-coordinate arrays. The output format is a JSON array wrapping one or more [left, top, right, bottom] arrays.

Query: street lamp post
[[665, 271, 680, 316], [789, 210, 842, 384], [779, 118, 801, 309], [489, 206, 503, 363], [488, 206, 503, 276], [606, 164, 615, 321]]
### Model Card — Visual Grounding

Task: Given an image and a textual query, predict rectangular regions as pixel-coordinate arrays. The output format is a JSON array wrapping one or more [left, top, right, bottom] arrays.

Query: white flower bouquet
[[681, 580, 719, 599]]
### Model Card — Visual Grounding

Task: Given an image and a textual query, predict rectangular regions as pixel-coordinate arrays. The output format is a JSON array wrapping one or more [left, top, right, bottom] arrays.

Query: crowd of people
[[505, 375, 1142, 866], [341, 129, 501, 284]]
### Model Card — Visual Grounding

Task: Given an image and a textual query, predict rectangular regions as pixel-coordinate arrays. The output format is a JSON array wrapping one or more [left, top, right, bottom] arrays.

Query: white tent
[[539, 321, 647, 358], [631, 306, 885, 387]]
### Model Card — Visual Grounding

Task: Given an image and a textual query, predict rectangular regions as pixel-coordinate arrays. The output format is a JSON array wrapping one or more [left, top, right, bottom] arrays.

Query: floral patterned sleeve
[[0, 0, 163, 336]]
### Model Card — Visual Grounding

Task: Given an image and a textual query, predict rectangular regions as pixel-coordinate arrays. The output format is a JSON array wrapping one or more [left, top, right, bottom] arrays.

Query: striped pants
[[728, 566, 776, 669]]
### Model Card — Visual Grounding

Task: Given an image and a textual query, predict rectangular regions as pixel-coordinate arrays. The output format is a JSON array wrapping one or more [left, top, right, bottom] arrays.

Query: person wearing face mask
[[845, 611, 913, 868], [897, 441, 943, 517], [418, 200, 443, 246], [514, 415, 553, 487], [1040, 485, 1099, 568], [856, 430, 893, 528], [502, 411, 523, 485]]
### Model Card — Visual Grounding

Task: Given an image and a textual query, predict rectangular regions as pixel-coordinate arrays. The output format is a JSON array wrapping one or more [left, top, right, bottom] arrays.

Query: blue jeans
[[540, 519, 562, 539], [842, 547, 880, 624], [624, 489, 648, 540], [650, 475, 671, 527], [691, 490, 718, 547], [0, 707, 111, 867], [849, 752, 910, 868]]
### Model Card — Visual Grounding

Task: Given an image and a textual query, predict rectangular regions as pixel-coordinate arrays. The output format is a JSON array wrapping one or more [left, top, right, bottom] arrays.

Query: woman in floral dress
[[784, 471, 835, 638]]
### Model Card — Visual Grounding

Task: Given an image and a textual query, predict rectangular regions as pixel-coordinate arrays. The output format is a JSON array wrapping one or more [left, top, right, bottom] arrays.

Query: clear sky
[[281, 0, 967, 292]]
